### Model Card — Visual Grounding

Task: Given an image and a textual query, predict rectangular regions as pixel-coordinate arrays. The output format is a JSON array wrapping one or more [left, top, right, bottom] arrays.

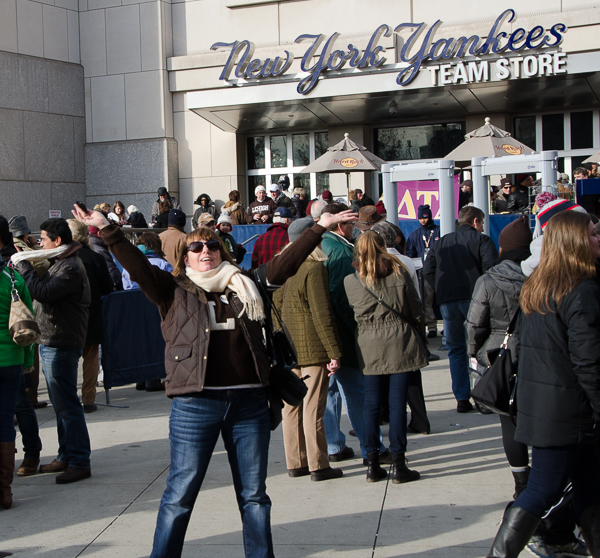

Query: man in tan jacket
[[159, 209, 187, 268]]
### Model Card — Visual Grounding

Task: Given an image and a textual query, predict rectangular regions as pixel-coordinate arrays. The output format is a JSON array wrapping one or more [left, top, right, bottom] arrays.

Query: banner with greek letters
[[396, 176, 461, 220]]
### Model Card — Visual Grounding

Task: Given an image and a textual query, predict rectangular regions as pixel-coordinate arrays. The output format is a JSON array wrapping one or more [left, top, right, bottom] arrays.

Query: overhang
[[182, 51, 600, 133]]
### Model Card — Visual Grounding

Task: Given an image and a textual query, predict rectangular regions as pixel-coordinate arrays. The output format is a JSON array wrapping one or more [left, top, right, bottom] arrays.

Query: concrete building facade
[[1, 1, 599, 223]]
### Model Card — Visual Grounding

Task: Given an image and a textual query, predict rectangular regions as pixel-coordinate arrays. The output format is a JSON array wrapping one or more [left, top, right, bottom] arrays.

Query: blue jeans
[[39, 345, 90, 469], [15, 375, 42, 459], [363, 373, 411, 455], [440, 300, 472, 402], [515, 444, 600, 521], [150, 388, 274, 558], [0, 365, 22, 442], [324, 366, 386, 459]]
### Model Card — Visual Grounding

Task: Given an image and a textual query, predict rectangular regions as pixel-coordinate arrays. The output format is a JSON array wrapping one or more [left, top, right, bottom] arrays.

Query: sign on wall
[[48, 210, 61, 218], [211, 9, 567, 95], [396, 176, 460, 220]]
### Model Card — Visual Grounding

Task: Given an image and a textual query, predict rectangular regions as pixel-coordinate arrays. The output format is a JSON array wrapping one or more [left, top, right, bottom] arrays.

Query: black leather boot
[[391, 453, 420, 484], [366, 452, 387, 483], [487, 505, 540, 558], [511, 467, 530, 500], [579, 505, 600, 558], [0, 441, 15, 509]]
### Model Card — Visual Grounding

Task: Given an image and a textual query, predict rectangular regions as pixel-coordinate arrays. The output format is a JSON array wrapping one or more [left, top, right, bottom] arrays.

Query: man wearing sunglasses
[[493, 178, 512, 214]]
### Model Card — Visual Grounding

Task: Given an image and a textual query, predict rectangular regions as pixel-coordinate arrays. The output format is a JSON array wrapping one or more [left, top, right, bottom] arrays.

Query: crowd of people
[[0, 177, 599, 558]]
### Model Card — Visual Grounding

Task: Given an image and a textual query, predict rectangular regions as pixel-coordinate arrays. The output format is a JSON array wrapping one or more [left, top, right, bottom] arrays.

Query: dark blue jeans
[[515, 444, 600, 521], [40, 345, 90, 469], [15, 375, 42, 459], [150, 388, 274, 558], [439, 300, 471, 402], [363, 373, 412, 455], [0, 365, 22, 442]]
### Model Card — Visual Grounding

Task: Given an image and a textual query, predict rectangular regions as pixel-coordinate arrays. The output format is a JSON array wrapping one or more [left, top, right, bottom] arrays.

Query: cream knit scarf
[[186, 261, 266, 322], [11, 245, 69, 265]]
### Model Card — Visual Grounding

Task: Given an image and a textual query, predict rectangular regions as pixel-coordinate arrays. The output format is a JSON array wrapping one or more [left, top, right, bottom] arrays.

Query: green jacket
[[0, 264, 35, 369], [344, 269, 427, 376], [320, 231, 358, 368], [273, 259, 342, 367]]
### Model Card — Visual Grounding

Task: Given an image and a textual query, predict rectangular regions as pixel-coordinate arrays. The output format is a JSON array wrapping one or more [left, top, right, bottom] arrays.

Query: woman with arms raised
[[73, 204, 356, 558]]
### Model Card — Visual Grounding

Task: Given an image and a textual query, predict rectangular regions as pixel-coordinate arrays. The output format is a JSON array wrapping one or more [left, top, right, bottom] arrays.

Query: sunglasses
[[187, 240, 221, 253]]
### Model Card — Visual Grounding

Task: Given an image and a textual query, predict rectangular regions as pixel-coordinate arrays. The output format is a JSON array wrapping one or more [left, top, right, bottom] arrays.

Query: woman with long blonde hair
[[486, 210, 600, 558], [343, 231, 427, 483]]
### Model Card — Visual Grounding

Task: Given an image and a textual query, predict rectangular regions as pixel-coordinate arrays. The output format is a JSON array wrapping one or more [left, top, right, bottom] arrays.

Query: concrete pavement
[[1, 337, 521, 557]]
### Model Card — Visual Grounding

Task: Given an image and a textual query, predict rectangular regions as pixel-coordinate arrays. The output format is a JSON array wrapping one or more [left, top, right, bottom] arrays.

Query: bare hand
[[261, 214, 269, 222], [253, 213, 260, 221], [327, 358, 340, 375], [71, 205, 110, 229], [319, 209, 358, 230]]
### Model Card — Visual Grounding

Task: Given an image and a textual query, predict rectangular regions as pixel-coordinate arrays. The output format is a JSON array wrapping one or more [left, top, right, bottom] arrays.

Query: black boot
[[487, 505, 540, 558], [391, 453, 420, 484], [366, 452, 387, 483], [579, 505, 600, 558], [511, 467, 530, 500], [0, 441, 15, 509]]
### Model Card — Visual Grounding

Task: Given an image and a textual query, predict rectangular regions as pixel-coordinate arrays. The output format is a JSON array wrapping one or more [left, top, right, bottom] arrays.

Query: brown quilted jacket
[[101, 222, 327, 397], [273, 258, 342, 367]]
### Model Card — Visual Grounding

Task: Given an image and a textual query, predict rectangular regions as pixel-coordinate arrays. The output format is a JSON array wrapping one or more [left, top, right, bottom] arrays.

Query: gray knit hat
[[8, 215, 31, 237], [287, 216, 314, 242]]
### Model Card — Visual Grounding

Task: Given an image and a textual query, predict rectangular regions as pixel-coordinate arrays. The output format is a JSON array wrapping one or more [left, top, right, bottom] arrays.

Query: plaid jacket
[[251, 223, 289, 270]]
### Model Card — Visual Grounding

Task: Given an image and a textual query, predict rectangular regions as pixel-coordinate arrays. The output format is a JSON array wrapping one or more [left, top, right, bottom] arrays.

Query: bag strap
[[500, 308, 521, 350], [353, 272, 426, 346], [7, 263, 20, 303]]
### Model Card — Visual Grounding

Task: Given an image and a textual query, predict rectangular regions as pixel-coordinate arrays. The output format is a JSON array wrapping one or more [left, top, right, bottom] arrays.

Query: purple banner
[[396, 176, 461, 220]]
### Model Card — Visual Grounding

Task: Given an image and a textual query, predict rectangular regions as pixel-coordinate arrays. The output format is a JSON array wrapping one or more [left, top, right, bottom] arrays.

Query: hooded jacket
[[466, 259, 525, 368], [221, 201, 246, 225], [192, 193, 218, 229]]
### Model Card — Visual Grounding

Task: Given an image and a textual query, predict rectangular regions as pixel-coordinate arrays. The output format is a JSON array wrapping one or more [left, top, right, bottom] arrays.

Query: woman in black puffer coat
[[466, 216, 531, 497], [486, 211, 600, 558]]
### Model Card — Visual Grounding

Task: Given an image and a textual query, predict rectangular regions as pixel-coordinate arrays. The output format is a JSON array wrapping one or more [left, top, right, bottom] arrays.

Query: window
[[542, 113, 564, 151], [512, 111, 599, 181], [246, 131, 329, 201], [570, 111, 593, 150], [374, 122, 465, 161], [514, 116, 536, 150]]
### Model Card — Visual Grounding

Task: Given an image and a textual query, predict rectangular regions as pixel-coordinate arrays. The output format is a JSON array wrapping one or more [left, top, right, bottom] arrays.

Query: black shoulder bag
[[471, 309, 519, 419], [254, 266, 308, 410]]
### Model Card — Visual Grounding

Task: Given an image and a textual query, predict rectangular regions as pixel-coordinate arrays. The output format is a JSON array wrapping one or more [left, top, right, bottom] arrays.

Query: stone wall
[[0, 50, 85, 230]]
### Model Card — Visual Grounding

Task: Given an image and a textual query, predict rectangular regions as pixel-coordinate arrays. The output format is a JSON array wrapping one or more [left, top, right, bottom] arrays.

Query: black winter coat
[[507, 185, 530, 213], [90, 235, 123, 291], [15, 242, 91, 349], [466, 260, 524, 368], [515, 279, 600, 448], [78, 244, 114, 345], [423, 225, 498, 305]]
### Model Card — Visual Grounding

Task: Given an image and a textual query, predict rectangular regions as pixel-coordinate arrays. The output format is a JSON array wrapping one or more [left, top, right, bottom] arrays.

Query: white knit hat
[[217, 214, 232, 226], [254, 185, 266, 195]]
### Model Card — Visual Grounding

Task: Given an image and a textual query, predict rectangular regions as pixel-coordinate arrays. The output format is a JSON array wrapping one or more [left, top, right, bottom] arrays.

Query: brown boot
[[0, 441, 16, 509]]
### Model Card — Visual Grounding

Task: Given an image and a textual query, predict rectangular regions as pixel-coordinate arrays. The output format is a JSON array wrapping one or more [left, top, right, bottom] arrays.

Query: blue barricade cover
[[101, 289, 166, 388], [231, 224, 269, 270]]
